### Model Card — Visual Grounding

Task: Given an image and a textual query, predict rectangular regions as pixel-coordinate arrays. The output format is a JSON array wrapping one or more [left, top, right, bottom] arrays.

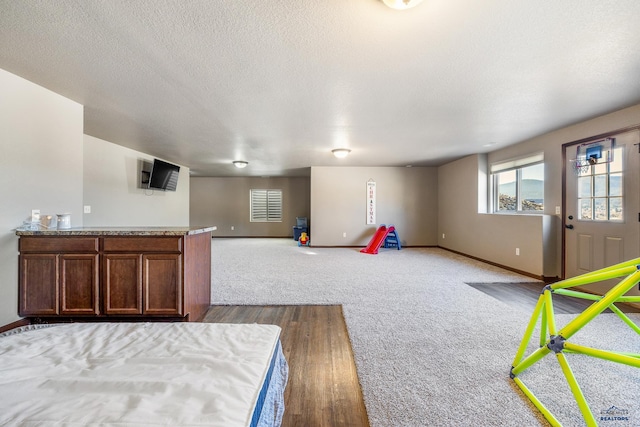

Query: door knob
[[565, 224, 574, 229], [568, 215, 574, 220]]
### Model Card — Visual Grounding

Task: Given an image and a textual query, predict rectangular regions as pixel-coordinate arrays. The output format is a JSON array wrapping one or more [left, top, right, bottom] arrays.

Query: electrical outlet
[[555, 206, 561, 215], [442, 233, 445, 239], [83, 205, 91, 214], [343, 232, 347, 238], [231, 226, 234, 230], [31, 209, 40, 221], [516, 248, 520, 256]]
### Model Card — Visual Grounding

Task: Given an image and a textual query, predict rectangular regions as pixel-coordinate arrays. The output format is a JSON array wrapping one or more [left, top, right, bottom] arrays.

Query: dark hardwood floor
[[202, 291, 637, 426], [467, 282, 640, 314], [202, 305, 370, 427]]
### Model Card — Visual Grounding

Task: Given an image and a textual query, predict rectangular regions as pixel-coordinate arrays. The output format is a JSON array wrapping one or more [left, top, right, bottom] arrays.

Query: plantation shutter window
[[250, 189, 283, 222]]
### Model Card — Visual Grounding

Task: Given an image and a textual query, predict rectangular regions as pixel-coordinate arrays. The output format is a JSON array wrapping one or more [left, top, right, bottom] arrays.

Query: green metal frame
[[510, 258, 640, 426]]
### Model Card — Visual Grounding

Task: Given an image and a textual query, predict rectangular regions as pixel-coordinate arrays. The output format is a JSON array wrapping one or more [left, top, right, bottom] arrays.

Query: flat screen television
[[148, 159, 180, 191]]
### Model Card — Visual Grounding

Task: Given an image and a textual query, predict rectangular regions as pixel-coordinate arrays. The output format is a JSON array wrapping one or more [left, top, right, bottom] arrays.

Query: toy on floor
[[360, 224, 401, 254], [298, 232, 309, 246], [510, 257, 640, 426]]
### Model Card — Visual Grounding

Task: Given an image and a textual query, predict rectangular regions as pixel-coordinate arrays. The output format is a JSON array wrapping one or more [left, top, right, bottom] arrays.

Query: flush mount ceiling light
[[331, 148, 351, 158], [382, 0, 424, 10], [232, 160, 248, 168]]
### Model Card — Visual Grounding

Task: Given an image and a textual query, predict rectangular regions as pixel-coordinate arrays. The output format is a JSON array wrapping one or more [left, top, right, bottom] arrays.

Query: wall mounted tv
[[148, 159, 180, 191]]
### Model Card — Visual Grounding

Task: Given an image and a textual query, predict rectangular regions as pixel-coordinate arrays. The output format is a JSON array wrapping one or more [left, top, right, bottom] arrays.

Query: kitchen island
[[15, 226, 215, 322]]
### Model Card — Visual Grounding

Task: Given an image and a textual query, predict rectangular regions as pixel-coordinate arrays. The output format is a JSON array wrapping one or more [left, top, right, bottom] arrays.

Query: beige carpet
[[211, 238, 640, 427]]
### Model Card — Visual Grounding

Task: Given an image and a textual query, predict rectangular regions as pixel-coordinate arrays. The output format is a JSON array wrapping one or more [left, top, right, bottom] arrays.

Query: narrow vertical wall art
[[366, 179, 376, 224]]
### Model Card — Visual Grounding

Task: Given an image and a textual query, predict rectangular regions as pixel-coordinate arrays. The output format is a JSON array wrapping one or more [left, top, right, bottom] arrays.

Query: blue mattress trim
[[250, 340, 281, 427]]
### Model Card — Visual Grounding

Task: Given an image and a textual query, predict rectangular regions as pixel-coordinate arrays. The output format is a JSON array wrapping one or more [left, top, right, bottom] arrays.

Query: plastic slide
[[360, 225, 394, 254]]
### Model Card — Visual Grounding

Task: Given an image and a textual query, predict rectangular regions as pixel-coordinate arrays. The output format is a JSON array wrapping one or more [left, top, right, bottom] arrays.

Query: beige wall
[[438, 154, 556, 277], [190, 177, 310, 237], [2, 65, 639, 327], [83, 135, 189, 226], [310, 166, 437, 246], [439, 104, 640, 278], [0, 68, 84, 325]]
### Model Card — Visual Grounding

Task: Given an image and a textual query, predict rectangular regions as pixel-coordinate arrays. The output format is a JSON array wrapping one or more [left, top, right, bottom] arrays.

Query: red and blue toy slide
[[360, 225, 394, 255]]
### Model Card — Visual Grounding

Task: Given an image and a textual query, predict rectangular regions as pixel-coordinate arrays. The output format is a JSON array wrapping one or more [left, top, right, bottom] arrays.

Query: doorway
[[562, 127, 640, 296]]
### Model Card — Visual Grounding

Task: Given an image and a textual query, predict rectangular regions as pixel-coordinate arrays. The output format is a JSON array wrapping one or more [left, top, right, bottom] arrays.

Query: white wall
[[0, 68, 84, 325], [83, 135, 189, 226], [310, 166, 438, 246], [0, 69, 190, 326]]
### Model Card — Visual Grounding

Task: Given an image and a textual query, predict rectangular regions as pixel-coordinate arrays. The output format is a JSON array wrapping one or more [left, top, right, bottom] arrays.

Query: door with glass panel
[[563, 129, 640, 296]]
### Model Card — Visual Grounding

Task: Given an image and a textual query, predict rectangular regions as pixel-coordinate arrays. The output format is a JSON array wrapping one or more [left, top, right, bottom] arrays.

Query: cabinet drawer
[[103, 237, 183, 253], [19, 237, 99, 253]]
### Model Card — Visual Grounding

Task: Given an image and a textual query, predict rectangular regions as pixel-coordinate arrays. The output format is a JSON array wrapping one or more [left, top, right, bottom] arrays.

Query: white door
[[564, 129, 640, 296]]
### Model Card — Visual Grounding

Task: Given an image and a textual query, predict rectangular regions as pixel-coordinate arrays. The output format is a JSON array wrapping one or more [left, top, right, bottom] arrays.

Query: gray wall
[[310, 166, 437, 246], [0, 68, 84, 326], [190, 177, 310, 237], [83, 135, 189, 226]]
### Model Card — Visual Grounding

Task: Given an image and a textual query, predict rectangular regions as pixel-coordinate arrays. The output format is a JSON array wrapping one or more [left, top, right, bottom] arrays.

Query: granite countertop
[[15, 226, 217, 236]]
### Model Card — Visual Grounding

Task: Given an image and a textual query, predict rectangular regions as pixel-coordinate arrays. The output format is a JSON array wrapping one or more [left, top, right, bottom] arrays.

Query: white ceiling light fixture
[[332, 148, 351, 158], [232, 160, 248, 168], [382, 0, 424, 10]]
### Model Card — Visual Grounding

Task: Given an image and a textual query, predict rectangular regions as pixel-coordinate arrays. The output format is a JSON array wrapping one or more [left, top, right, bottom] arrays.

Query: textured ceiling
[[2, 0, 640, 176]]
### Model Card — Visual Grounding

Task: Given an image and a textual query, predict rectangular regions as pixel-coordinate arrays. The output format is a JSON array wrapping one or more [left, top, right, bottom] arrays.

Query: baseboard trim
[[439, 246, 558, 283], [212, 236, 293, 239], [0, 318, 31, 334], [309, 245, 438, 249], [206, 238, 554, 281]]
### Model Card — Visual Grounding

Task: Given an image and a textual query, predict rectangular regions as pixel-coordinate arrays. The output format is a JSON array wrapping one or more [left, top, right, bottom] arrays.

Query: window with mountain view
[[491, 154, 544, 213]]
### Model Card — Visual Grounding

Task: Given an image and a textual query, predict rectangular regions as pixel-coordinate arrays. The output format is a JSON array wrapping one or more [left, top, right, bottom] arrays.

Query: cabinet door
[[19, 254, 59, 316], [103, 254, 142, 315], [143, 254, 182, 315], [60, 254, 99, 315]]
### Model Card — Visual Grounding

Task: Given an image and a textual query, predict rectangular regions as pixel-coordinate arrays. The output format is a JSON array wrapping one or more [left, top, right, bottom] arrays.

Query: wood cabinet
[[60, 254, 100, 315], [17, 230, 212, 322], [102, 237, 182, 316], [19, 237, 99, 317], [102, 253, 143, 315]]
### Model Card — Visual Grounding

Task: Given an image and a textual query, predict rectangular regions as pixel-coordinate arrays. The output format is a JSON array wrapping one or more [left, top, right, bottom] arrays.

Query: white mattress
[[0, 322, 285, 427]]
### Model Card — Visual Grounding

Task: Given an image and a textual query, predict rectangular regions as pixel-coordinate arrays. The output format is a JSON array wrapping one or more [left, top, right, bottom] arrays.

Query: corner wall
[[310, 166, 437, 246], [438, 104, 640, 279], [0, 68, 84, 325], [438, 154, 554, 277], [83, 135, 189, 226]]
